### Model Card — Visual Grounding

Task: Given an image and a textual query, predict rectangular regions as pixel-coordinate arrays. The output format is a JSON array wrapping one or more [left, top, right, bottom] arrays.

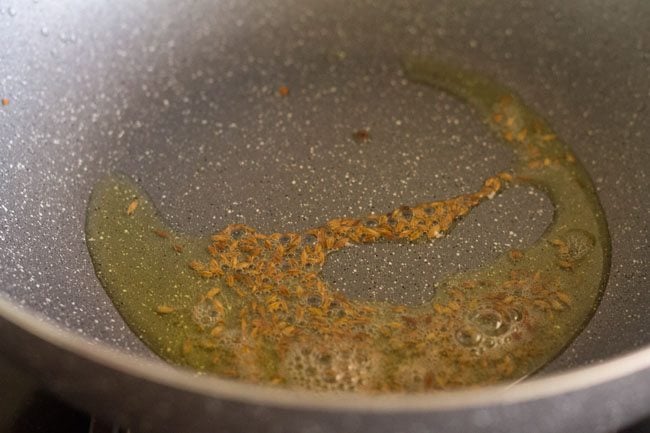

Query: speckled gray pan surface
[[0, 0, 648, 379]]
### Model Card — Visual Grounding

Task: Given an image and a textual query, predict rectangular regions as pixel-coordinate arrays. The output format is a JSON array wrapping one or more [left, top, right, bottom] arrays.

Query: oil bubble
[[470, 347, 485, 356], [471, 309, 509, 336], [507, 307, 523, 322], [455, 326, 482, 347], [484, 338, 496, 348], [363, 218, 379, 227]]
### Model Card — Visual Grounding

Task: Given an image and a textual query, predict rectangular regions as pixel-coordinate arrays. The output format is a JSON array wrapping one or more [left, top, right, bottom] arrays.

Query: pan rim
[[1, 295, 648, 412]]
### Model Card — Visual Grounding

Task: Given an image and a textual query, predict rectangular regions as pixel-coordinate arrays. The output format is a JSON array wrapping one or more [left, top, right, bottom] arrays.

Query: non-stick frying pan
[[0, 0, 648, 432]]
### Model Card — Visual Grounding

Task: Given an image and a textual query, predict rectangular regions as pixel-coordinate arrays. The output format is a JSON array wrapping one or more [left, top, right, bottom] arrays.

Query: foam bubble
[[471, 309, 509, 337], [562, 229, 595, 262], [282, 342, 378, 392], [455, 325, 483, 347], [191, 298, 222, 328]]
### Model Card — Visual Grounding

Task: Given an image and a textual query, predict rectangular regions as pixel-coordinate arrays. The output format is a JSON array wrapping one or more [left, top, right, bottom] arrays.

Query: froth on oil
[[85, 59, 610, 393]]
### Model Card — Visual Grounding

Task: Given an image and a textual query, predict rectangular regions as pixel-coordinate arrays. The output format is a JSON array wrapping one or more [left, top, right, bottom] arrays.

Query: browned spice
[[155, 305, 175, 314], [152, 228, 169, 238], [146, 170, 571, 391], [126, 199, 139, 215], [352, 129, 371, 142], [509, 249, 524, 262]]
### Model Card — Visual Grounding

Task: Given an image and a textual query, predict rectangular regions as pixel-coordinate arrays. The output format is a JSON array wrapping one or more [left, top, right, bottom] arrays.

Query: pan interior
[[0, 0, 647, 381], [84, 57, 612, 393]]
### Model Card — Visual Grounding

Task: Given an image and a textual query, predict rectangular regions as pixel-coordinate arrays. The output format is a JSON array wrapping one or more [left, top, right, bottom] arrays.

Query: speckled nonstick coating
[[0, 1, 648, 432]]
